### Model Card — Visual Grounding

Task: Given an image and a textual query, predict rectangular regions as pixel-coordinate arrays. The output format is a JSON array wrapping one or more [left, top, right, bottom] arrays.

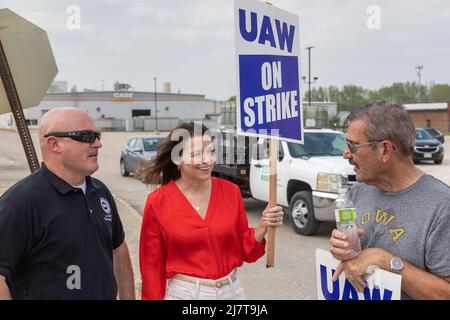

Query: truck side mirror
[[278, 141, 284, 161]]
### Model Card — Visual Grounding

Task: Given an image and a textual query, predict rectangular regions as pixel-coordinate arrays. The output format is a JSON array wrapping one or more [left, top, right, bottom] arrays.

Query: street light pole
[[302, 46, 318, 125], [307, 46, 312, 106], [154, 76, 158, 133]]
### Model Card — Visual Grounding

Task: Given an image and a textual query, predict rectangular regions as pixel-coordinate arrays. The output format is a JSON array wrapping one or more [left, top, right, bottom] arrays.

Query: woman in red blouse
[[138, 122, 284, 300]]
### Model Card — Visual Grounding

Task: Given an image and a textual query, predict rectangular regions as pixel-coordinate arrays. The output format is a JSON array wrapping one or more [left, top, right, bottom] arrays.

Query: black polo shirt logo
[[100, 197, 112, 222]]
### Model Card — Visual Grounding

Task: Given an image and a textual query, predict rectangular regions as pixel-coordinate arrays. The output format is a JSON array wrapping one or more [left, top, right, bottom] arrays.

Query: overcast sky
[[1, 0, 449, 100]]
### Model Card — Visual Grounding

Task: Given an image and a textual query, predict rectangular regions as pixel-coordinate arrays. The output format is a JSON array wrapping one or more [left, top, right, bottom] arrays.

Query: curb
[[112, 193, 142, 220]]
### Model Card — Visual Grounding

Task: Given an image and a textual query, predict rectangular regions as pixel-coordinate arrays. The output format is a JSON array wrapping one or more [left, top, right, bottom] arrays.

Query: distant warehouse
[[404, 102, 450, 132], [0, 84, 223, 131]]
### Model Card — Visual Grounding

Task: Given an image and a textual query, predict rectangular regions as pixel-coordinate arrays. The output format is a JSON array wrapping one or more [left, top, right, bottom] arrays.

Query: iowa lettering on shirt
[[359, 209, 405, 242]]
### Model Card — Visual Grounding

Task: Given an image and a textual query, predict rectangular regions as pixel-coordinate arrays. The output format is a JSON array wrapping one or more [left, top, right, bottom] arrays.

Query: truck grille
[[416, 146, 439, 153]]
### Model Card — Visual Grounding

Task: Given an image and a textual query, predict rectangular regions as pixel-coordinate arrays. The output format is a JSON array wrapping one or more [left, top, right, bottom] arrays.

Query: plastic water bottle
[[335, 188, 361, 258]]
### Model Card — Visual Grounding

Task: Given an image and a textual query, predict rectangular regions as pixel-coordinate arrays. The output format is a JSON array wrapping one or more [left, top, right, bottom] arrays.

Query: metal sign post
[[0, 39, 39, 171]]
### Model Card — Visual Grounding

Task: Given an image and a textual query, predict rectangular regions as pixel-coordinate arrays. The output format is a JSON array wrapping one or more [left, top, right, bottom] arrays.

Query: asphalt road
[[1, 129, 450, 299]]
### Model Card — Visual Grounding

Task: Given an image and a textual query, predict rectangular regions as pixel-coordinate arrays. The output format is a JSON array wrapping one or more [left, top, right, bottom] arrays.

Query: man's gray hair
[[346, 100, 415, 156]]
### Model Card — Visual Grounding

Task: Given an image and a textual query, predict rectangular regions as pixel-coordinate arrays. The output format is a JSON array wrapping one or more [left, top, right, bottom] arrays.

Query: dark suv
[[425, 128, 445, 144], [413, 128, 444, 164]]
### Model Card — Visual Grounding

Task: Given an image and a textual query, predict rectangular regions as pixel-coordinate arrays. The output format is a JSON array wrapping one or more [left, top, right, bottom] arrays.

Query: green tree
[[338, 85, 369, 111], [299, 82, 448, 114], [328, 116, 341, 129], [328, 86, 340, 103], [429, 84, 450, 101], [304, 87, 328, 102], [376, 82, 427, 102]]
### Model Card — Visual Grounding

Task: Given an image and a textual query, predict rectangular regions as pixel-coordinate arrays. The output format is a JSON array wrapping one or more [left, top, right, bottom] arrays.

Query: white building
[[0, 90, 223, 131], [303, 101, 338, 117], [47, 81, 68, 93]]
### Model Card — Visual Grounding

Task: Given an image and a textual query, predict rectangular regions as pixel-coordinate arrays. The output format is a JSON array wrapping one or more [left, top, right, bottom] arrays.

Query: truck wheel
[[120, 159, 130, 177], [289, 191, 320, 236]]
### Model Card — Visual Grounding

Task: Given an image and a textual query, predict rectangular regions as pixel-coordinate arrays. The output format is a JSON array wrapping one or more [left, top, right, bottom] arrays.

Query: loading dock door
[[132, 109, 150, 117]]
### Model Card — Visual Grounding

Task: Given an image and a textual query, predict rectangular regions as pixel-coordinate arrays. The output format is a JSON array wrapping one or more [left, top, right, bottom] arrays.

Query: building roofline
[[403, 102, 449, 111], [45, 91, 205, 98]]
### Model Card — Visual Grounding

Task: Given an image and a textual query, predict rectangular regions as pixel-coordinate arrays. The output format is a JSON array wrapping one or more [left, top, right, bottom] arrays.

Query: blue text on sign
[[239, 55, 300, 141], [244, 60, 298, 126], [239, 9, 296, 53], [320, 265, 393, 300]]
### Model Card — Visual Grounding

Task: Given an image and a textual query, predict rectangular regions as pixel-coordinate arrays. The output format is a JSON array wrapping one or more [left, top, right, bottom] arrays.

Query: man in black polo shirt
[[0, 108, 135, 299]]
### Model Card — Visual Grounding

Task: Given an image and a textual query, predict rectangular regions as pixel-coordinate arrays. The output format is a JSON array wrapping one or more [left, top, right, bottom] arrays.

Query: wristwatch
[[390, 256, 404, 274]]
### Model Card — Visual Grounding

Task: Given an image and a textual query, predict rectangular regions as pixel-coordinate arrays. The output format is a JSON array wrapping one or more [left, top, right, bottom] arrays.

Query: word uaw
[[243, 90, 299, 126]]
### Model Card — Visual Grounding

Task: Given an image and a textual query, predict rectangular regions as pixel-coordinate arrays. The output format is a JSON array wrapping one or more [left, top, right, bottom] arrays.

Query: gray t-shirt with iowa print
[[349, 174, 450, 299]]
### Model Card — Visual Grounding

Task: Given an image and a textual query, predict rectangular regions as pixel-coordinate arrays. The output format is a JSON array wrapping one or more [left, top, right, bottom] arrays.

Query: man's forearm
[[370, 248, 450, 299], [401, 262, 450, 300], [113, 242, 136, 300], [0, 276, 12, 300]]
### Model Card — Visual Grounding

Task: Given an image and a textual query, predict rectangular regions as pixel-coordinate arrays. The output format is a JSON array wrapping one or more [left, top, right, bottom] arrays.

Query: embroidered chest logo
[[359, 209, 405, 242], [100, 197, 112, 222]]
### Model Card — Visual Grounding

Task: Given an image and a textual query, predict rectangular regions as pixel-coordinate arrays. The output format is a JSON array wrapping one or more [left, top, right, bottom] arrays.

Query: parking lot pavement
[[112, 194, 143, 298], [1, 130, 450, 299]]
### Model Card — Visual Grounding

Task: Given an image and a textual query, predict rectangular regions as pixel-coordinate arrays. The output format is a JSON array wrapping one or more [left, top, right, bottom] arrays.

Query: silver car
[[120, 135, 165, 177]]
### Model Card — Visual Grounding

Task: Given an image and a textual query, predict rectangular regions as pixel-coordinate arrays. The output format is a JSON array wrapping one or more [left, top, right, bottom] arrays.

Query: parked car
[[413, 128, 444, 164], [120, 135, 165, 177], [424, 128, 445, 144]]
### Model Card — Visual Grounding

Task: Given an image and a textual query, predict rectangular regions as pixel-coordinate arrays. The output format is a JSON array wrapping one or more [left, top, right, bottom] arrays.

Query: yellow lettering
[[361, 212, 371, 225], [375, 209, 395, 226], [388, 228, 405, 242]]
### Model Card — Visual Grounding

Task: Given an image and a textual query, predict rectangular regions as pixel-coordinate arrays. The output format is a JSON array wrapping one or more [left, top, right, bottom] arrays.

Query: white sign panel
[[234, 0, 303, 143], [316, 248, 402, 300]]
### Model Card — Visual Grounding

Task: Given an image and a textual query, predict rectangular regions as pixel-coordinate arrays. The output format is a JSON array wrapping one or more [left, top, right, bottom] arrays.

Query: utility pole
[[154, 76, 158, 133], [415, 65, 423, 102]]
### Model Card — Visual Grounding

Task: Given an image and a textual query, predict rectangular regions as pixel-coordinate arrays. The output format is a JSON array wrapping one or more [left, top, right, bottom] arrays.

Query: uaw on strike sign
[[316, 249, 402, 300], [234, 0, 303, 143]]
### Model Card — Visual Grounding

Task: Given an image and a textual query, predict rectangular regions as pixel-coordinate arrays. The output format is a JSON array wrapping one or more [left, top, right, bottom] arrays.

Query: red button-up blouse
[[139, 177, 266, 300]]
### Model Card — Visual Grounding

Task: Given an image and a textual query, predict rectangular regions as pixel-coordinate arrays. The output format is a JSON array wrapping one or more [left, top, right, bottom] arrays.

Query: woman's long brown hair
[[137, 122, 210, 185]]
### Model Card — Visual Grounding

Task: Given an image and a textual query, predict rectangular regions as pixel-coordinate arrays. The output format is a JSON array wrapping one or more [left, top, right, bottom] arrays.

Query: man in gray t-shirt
[[350, 177, 450, 299], [329, 101, 450, 299]]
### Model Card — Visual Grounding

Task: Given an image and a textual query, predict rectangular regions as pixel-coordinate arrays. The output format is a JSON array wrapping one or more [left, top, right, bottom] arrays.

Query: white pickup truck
[[212, 128, 355, 235]]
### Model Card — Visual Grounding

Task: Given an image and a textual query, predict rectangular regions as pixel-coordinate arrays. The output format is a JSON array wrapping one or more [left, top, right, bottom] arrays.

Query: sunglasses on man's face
[[44, 130, 101, 143]]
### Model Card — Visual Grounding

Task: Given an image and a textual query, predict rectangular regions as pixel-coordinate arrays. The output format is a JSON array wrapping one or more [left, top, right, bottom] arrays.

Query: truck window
[[258, 139, 270, 160], [253, 140, 283, 161], [287, 132, 346, 157]]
